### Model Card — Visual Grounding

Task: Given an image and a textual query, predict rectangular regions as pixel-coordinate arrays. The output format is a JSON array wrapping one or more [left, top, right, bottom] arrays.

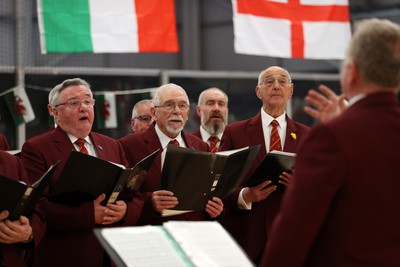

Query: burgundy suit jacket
[[0, 134, 11, 150], [119, 124, 211, 225], [21, 126, 144, 267], [219, 112, 310, 262], [0, 151, 31, 267], [192, 128, 202, 139], [261, 92, 400, 267]]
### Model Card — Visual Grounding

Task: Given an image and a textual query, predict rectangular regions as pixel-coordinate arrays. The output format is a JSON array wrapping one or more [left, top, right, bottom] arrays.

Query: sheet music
[[100, 226, 189, 267], [163, 221, 254, 267]]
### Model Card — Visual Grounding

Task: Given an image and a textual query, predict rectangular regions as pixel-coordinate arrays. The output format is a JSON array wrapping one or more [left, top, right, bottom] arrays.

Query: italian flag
[[37, 0, 179, 53], [94, 92, 118, 129], [2, 87, 35, 126], [232, 0, 351, 59]]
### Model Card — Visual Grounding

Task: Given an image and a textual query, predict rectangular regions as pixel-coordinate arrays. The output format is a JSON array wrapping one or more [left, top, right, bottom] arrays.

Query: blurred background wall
[[1, 0, 399, 148]]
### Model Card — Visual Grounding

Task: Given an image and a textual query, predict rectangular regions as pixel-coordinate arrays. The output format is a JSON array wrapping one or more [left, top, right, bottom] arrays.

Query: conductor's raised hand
[[205, 197, 223, 218], [151, 190, 178, 212], [304, 84, 348, 123]]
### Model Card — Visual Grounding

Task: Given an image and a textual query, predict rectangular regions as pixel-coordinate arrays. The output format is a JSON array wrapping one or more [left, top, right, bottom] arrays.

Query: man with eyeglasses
[[192, 87, 229, 153], [20, 78, 144, 267], [119, 83, 224, 226], [130, 99, 154, 133], [219, 66, 310, 264]]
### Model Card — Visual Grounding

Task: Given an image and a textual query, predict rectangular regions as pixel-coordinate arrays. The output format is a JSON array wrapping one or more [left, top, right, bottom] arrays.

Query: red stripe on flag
[[135, 0, 179, 52], [236, 0, 350, 58]]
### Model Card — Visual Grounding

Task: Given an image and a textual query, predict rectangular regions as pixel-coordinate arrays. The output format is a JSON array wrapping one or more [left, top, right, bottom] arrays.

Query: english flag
[[232, 0, 352, 59]]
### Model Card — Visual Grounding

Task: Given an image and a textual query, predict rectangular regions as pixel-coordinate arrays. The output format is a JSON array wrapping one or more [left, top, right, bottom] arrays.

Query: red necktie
[[75, 138, 89, 154], [269, 120, 282, 152], [208, 136, 219, 153], [169, 139, 180, 146]]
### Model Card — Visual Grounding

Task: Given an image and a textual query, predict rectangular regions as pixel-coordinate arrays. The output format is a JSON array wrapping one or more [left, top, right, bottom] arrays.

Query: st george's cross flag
[[37, 0, 179, 53], [232, 0, 352, 59]]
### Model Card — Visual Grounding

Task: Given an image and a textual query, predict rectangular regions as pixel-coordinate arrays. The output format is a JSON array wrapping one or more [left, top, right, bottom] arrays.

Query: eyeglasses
[[261, 77, 291, 88], [55, 98, 95, 109], [154, 102, 189, 111], [133, 114, 152, 122]]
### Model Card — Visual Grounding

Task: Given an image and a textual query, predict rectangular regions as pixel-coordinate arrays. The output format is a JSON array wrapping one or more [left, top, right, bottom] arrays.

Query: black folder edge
[[49, 149, 159, 206], [7, 160, 60, 221], [246, 151, 295, 190]]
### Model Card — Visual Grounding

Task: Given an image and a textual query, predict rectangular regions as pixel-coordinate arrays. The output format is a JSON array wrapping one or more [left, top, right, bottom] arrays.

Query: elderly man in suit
[[119, 83, 224, 225], [0, 150, 40, 267], [261, 18, 400, 267], [192, 87, 229, 153], [21, 78, 144, 267], [219, 66, 310, 264]]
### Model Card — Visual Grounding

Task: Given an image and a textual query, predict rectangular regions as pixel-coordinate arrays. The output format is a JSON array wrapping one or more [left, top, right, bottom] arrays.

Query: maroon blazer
[[119, 124, 211, 225], [191, 128, 202, 139], [0, 151, 45, 267], [21, 126, 144, 267], [0, 134, 11, 150], [219, 112, 310, 262], [261, 92, 400, 267]]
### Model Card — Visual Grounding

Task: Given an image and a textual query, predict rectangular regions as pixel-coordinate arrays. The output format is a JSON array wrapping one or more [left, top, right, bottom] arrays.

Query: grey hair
[[257, 66, 292, 86], [347, 18, 400, 88], [152, 83, 190, 106], [131, 99, 153, 118], [197, 87, 229, 106], [49, 78, 92, 106]]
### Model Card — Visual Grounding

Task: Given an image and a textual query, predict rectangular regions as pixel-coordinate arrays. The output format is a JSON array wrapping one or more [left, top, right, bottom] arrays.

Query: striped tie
[[208, 136, 219, 153], [269, 120, 282, 152], [75, 138, 89, 154]]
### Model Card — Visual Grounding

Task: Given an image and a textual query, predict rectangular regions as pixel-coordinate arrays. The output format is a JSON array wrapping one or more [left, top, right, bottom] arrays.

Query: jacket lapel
[[248, 112, 267, 165]]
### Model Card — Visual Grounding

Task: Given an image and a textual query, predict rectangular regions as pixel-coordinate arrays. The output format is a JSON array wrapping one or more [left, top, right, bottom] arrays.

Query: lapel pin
[[98, 145, 103, 150]]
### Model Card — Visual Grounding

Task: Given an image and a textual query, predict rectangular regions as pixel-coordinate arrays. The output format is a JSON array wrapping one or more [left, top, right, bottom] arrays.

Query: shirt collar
[[200, 126, 223, 142], [67, 133, 93, 147], [261, 108, 286, 127], [155, 124, 185, 149], [348, 94, 367, 106]]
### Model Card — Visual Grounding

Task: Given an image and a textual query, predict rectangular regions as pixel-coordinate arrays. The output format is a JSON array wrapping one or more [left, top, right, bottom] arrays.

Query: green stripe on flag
[[94, 94, 106, 129], [41, 0, 93, 52]]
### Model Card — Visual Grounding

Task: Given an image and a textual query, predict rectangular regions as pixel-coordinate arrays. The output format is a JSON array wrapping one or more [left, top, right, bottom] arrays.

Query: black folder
[[161, 145, 259, 211], [49, 149, 159, 206], [247, 150, 295, 191], [0, 161, 59, 221]]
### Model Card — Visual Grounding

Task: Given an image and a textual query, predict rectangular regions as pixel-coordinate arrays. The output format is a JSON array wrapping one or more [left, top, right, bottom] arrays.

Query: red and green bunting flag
[[94, 92, 117, 129], [3, 87, 35, 126]]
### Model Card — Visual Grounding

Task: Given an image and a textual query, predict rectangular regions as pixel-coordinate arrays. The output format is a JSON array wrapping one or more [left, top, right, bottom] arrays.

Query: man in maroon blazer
[[0, 150, 40, 267], [261, 19, 400, 267], [0, 134, 11, 150], [219, 66, 310, 264], [192, 87, 229, 152], [21, 78, 144, 267], [119, 83, 223, 225]]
